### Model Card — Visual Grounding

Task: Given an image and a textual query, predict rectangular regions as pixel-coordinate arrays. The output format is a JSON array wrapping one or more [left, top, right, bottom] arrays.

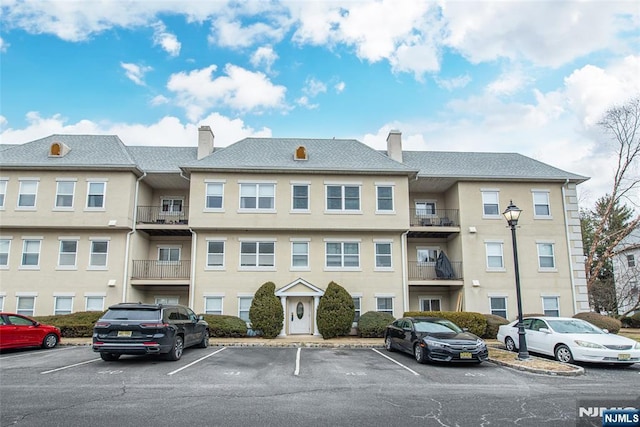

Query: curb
[[487, 358, 585, 376]]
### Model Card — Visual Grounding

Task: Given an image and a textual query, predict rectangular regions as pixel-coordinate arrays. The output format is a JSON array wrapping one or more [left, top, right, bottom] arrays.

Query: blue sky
[[1, 1, 639, 206]]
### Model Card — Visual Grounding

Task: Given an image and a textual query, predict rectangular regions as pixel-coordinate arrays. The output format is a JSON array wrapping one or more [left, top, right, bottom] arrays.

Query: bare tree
[[611, 239, 640, 317], [584, 97, 640, 315]]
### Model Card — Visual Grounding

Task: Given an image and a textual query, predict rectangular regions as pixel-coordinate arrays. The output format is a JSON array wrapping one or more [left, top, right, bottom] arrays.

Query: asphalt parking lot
[[1, 345, 639, 427]]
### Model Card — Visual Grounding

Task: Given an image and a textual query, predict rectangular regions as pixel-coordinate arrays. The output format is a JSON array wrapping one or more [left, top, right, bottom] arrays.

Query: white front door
[[288, 297, 311, 334]]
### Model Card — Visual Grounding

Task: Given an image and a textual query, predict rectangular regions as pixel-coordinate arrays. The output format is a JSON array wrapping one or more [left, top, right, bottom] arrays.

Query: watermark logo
[[577, 400, 640, 427]]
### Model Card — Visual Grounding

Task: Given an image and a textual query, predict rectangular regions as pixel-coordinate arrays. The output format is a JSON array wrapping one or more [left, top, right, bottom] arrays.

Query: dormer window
[[294, 146, 308, 161], [49, 142, 71, 157]]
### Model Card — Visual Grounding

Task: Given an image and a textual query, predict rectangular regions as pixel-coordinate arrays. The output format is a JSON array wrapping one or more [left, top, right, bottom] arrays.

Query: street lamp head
[[503, 200, 522, 226]]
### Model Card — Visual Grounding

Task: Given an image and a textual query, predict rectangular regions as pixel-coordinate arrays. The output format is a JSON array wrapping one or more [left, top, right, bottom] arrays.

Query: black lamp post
[[503, 201, 530, 361]]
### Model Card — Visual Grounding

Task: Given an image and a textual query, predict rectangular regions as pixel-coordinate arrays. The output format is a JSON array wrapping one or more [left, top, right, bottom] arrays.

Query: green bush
[[34, 311, 106, 338], [621, 312, 640, 328], [249, 282, 284, 339], [317, 281, 355, 339], [573, 312, 622, 334], [482, 314, 510, 339], [357, 311, 395, 338], [404, 311, 487, 337], [201, 314, 248, 337]]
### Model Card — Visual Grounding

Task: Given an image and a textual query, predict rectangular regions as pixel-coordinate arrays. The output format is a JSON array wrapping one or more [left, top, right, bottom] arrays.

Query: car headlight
[[424, 339, 447, 348], [477, 339, 487, 347], [635, 342, 640, 350], [574, 340, 605, 349]]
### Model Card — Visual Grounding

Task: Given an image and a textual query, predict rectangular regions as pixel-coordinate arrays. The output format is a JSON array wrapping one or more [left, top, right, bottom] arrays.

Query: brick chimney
[[386, 130, 402, 163], [197, 126, 215, 160]]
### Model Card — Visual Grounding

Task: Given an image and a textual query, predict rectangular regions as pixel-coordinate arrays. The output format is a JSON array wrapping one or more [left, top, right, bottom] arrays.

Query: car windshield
[[414, 319, 463, 334], [102, 309, 161, 321], [546, 319, 602, 334]]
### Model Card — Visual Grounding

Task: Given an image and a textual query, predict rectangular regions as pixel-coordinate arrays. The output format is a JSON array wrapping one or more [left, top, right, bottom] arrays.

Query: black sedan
[[384, 317, 488, 364]]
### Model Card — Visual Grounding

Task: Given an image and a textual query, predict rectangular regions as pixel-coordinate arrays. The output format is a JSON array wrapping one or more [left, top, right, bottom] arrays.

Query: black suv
[[92, 303, 209, 361]]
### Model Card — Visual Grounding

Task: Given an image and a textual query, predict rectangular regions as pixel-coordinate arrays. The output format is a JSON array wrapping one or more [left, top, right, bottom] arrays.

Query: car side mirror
[[602, 328, 609, 334], [34, 322, 41, 327], [462, 327, 469, 332], [539, 328, 550, 333], [197, 315, 204, 321]]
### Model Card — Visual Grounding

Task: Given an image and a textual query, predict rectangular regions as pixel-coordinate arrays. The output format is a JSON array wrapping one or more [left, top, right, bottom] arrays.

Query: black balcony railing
[[137, 206, 189, 224], [410, 208, 459, 227], [131, 260, 191, 279], [407, 261, 463, 280]]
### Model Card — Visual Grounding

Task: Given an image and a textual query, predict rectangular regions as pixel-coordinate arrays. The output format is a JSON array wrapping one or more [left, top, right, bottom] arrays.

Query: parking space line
[[371, 348, 420, 376], [294, 348, 301, 376], [41, 358, 102, 374], [167, 347, 227, 376]]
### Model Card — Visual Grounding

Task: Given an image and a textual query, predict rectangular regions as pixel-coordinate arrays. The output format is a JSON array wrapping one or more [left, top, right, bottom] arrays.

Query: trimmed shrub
[[358, 311, 395, 338], [34, 311, 106, 338], [317, 281, 355, 339], [482, 314, 510, 339], [249, 281, 284, 339], [621, 312, 640, 328], [404, 311, 487, 337], [201, 314, 248, 338], [573, 312, 622, 334]]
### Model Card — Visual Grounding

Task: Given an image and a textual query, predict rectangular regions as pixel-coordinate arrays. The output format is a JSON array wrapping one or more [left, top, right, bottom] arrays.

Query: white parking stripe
[[41, 358, 102, 374], [167, 347, 227, 376], [294, 348, 301, 376], [371, 348, 420, 376]]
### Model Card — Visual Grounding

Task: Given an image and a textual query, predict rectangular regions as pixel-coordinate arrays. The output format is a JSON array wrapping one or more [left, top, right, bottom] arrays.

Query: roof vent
[[294, 145, 308, 161], [49, 141, 71, 157]]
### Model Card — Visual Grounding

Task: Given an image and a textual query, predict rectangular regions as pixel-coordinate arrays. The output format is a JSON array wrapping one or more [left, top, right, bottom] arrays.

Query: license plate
[[460, 352, 472, 359], [618, 353, 630, 361], [117, 330, 132, 337]]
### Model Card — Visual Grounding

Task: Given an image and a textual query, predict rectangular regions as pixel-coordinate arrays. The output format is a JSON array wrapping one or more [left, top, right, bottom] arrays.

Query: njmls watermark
[[577, 399, 640, 427]]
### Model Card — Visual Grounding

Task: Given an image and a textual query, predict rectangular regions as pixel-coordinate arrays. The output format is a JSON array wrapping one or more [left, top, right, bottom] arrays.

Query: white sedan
[[496, 316, 640, 365]]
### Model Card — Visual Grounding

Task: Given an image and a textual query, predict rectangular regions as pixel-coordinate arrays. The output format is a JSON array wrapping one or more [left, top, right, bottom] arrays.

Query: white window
[[89, 240, 109, 268], [415, 200, 436, 216], [87, 181, 106, 208], [55, 181, 75, 208], [376, 185, 394, 212], [326, 185, 360, 211], [292, 184, 309, 211], [240, 242, 275, 268], [58, 240, 78, 268], [238, 297, 253, 323], [375, 242, 392, 269], [85, 296, 104, 311], [352, 297, 361, 323], [420, 298, 441, 312], [161, 198, 183, 214], [0, 179, 6, 208], [158, 247, 180, 263], [0, 239, 10, 267], [417, 247, 439, 264], [0, 295, 4, 311], [204, 297, 223, 315], [155, 296, 179, 304], [542, 296, 559, 317], [482, 190, 500, 217], [485, 242, 504, 270], [207, 241, 225, 268], [17, 296, 35, 316], [291, 241, 309, 269], [205, 183, 224, 209], [627, 254, 635, 268], [326, 242, 360, 268], [54, 296, 73, 315], [376, 297, 393, 315], [532, 191, 551, 217], [240, 183, 275, 210], [21, 239, 41, 268], [18, 180, 38, 208], [537, 243, 556, 270], [490, 297, 507, 319]]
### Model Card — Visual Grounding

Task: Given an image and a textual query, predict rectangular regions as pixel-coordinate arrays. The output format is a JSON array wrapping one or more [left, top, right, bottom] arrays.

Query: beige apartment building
[[0, 128, 589, 335]]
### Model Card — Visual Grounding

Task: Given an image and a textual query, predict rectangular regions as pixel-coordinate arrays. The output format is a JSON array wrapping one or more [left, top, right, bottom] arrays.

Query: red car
[[0, 312, 61, 350]]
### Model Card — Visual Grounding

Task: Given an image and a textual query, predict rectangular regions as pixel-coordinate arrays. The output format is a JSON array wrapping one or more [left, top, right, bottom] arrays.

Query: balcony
[[407, 261, 463, 282], [409, 208, 460, 238], [137, 206, 189, 225], [131, 260, 190, 281]]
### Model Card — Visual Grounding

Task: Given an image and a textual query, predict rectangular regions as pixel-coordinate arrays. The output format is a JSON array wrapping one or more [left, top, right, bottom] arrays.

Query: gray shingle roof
[[127, 146, 197, 173], [0, 134, 140, 172], [401, 151, 588, 183], [183, 138, 417, 175]]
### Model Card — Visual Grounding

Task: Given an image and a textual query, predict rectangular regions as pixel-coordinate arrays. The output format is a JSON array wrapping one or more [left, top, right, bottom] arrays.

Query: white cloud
[[120, 62, 153, 86], [486, 68, 531, 96], [295, 96, 318, 110], [209, 18, 286, 48], [250, 46, 278, 73], [434, 75, 471, 91], [166, 64, 288, 121], [152, 21, 181, 57], [302, 77, 327, 97], [334, 81, 345, 93], [0, 36, 8, 52], [150, 95, 169, 106]]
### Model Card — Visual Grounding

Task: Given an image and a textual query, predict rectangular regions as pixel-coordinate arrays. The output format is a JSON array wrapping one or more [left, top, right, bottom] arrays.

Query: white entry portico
[[275, 278, 325, 336]]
